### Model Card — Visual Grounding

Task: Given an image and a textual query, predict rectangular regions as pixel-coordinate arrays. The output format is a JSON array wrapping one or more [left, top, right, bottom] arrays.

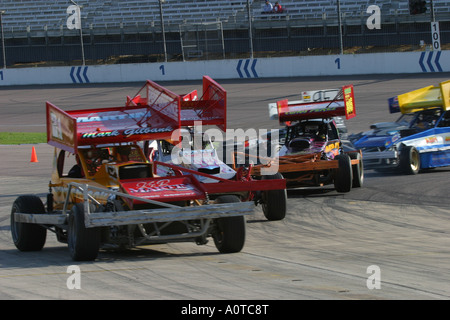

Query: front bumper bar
[[14, 182, 254, 228]]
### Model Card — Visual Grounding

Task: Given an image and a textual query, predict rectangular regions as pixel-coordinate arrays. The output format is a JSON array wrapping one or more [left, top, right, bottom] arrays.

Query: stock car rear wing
[[46, 76, 227, 154], [389, 80, 450, 114], [273, 85, 356, 124], [47, 79, 181, 154], [179, 76, 227, 131]]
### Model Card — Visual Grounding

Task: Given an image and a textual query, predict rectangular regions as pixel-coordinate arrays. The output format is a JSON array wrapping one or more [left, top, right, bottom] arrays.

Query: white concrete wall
[[0, 50, 448, 86]]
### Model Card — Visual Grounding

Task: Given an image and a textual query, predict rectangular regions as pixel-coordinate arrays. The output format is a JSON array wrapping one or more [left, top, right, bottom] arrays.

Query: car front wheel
[[399, 146, 420, 175], [68, 203, 101, 261], [261, 172, 287, 221], [212, 195, 246, 253]]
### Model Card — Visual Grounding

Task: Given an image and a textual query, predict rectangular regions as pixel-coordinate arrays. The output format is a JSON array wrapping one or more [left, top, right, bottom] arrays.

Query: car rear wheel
[[212, 195, 246, 253], [399, 146, 420, 175], [68, 203, 101, 261], [334, 154, 353, 193], [261, 172, 287, 221], [11, 195, 47, 251]]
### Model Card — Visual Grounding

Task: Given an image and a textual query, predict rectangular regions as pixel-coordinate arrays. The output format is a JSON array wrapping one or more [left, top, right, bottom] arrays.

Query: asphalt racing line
[[239, 246, 448, 300], [0, 267, 147, 279], [242, 195, 450, 299]]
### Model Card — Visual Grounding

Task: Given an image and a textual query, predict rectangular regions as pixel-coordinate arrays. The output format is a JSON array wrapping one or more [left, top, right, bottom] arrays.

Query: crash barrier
[[0, 50, 448, 86]]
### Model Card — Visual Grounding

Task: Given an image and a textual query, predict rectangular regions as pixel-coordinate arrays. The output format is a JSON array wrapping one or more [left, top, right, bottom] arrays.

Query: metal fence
[[0, 1, 449, 67]]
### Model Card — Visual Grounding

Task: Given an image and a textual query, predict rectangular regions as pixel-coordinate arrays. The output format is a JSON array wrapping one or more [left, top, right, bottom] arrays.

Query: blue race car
[[352, 80, 450, 174]]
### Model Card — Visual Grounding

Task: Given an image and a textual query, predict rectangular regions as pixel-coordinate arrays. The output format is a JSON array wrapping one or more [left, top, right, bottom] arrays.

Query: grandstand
[[254, 0, 450, 20], [1, 0, 249, 35], [0, 0, 449, 66], [1, 0, 449, 36]]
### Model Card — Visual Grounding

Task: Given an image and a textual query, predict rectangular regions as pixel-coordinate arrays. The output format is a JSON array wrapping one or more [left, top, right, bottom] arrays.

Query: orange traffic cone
[[30, 146, 39, 163]]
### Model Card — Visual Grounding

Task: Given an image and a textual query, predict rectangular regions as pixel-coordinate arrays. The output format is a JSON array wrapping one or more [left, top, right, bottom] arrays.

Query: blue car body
[[353, 81, 450, 173], [389, 125, 450, 169]]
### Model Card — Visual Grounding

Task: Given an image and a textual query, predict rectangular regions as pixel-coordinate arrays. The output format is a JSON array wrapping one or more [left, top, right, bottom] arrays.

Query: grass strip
[[0, 132, 46, 145]]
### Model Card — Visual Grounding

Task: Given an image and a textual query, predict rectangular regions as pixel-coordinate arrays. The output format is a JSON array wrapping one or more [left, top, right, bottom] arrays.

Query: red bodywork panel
[[153, 161, 286, 194], [120, 175, 206, 205]]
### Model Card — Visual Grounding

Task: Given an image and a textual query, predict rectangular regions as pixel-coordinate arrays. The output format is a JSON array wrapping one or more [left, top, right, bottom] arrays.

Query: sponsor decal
[[82, 130, 120, 139], [127, 179, 195, 193], [107, 166, 118, 178], [385, 132, 401, 146], [425, 136, 438, 144], [285, 106, 339, 117], [123, 127, 173, 136], [344, 86, 355, 118], [49, 109, 75, 146], [76, 111, 149, 123], [325, 142, 340, 154], [81, 127, 173, 139]]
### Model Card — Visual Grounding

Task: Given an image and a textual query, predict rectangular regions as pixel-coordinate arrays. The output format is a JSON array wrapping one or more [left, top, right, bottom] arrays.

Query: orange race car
[[241, 85, 364, 193]]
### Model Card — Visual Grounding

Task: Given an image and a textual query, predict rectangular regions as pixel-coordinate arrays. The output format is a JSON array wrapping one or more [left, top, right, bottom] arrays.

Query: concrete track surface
[[1, 74, 450, 301]]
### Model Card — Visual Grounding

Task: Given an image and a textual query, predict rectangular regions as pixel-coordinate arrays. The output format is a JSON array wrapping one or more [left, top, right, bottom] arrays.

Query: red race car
[[11, 77, 285, 261]]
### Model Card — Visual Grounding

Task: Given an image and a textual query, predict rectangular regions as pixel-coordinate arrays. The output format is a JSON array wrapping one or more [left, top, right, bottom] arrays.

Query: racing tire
[[261, 172, 287, 221], [333, 154, 353, 193], [399, 146, 420, 175], [10, 195, 47, 251], [212, 195, 246, 254], [348, 152, 364, 188], [68, 203, 101, 261]]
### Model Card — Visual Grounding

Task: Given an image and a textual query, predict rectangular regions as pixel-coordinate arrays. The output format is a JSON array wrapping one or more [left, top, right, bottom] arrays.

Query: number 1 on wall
[[335, 58, 341, 70]]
